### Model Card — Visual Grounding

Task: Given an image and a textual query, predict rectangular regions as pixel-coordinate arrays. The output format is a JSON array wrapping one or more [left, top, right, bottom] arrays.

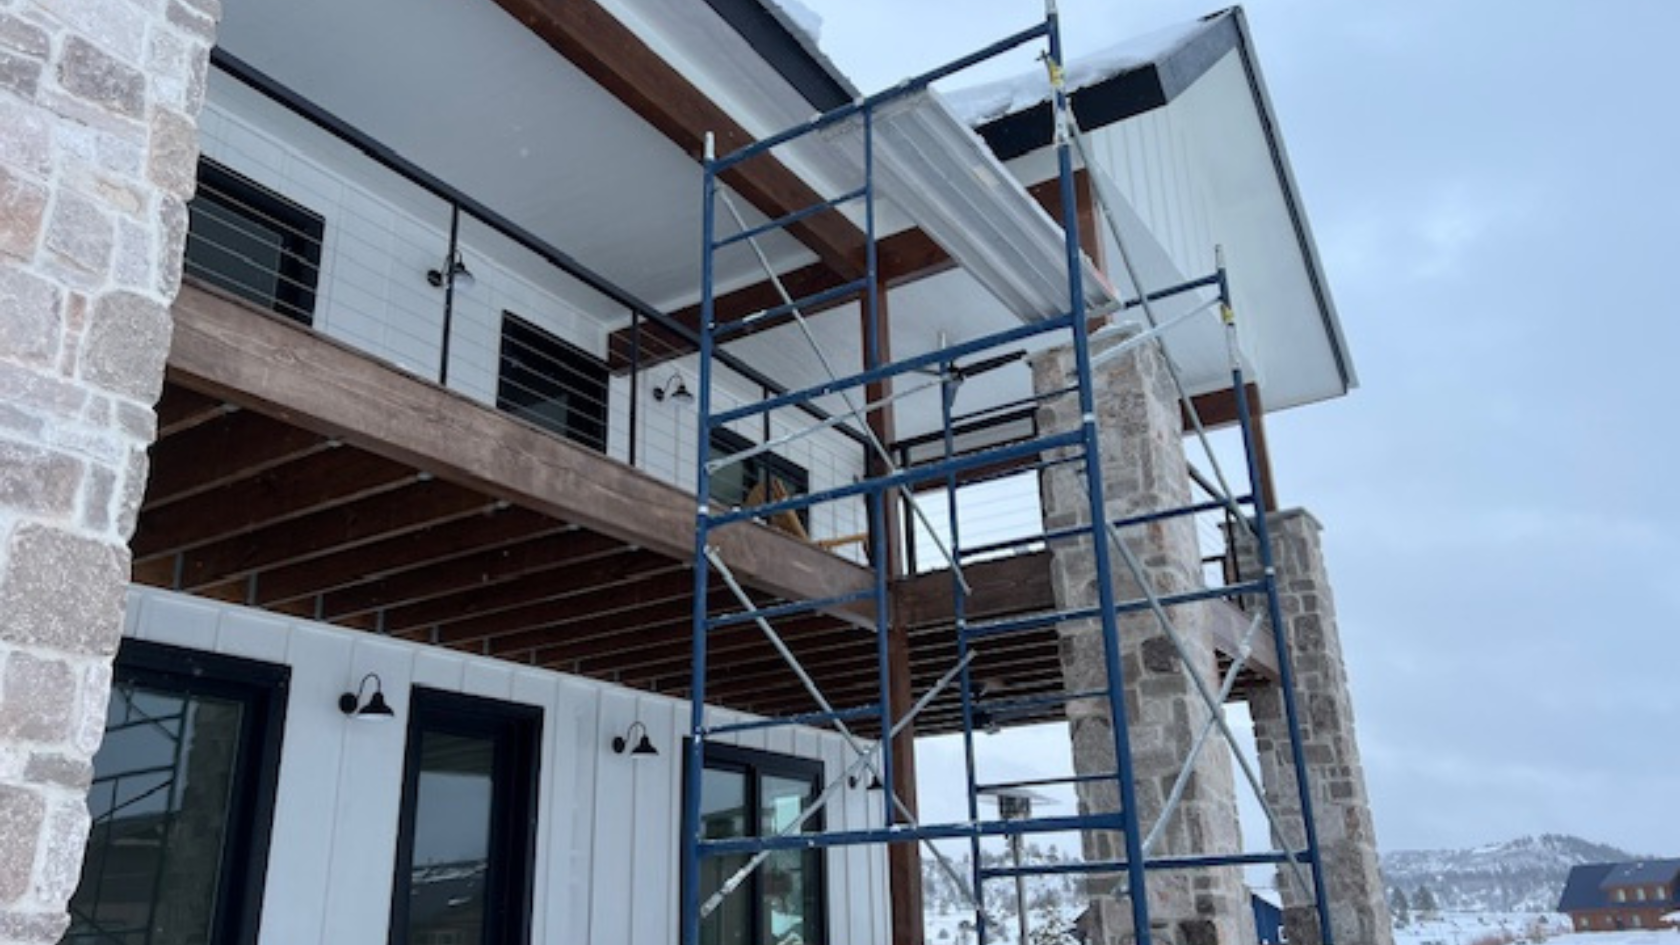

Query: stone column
[[1030, 330, 1251, 945], [1235, 510, 1391, 945], [0, 0, 215, 939]]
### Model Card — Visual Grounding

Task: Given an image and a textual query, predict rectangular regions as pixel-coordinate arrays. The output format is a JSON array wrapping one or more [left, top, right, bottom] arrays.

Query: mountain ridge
[[1381, 834, 1643, 914]]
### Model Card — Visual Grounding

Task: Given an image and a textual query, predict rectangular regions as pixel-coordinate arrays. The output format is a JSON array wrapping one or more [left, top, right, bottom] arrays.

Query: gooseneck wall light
[[612, 720, 658, 756], [338, 673, 396, 721]]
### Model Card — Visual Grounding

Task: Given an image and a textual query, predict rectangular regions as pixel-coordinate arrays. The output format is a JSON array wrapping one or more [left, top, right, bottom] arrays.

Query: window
[[1636, 886, 1648, 902], [66, 640, 288, 945], [185, 158, 324, 325], [709, 427, 811, 527], [391, 689, 542, 945], [497, 313, 609, 453], [1631, 914, 1642, 928], [1615, 889, 1627, 903], [694, 744, 826, 945]]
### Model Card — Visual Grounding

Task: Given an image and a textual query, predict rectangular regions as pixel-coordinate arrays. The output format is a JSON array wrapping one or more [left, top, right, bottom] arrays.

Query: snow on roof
[[943, 15, 1212, 127], [761, 0, 822, 45]]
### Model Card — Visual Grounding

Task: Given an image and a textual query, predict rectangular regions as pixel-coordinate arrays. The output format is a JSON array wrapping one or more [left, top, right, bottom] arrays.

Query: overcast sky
[[797, 0, 1680, 856]]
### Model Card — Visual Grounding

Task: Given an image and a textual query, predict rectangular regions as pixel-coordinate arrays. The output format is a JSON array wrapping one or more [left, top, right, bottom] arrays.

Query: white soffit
[[965, 28, 1353, 412], [215, 0, 816, 316]]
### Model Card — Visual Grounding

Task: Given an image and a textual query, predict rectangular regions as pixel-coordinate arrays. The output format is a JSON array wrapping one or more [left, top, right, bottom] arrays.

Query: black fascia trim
[[974, 10, 1241, 163], [703, 0, 852, 112], [206, 47, 869, 446]]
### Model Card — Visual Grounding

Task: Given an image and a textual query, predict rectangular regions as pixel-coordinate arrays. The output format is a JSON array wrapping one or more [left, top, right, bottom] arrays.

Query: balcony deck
[[134, 284, 1272, 733]]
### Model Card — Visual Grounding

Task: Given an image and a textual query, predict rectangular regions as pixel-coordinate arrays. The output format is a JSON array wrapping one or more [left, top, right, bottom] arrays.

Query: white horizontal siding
[[123, 586, 889, 945]]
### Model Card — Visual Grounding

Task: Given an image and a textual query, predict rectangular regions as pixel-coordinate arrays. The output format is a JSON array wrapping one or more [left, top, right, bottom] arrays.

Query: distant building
[[1252, 893, 1286, 944], [1558, 860, 1680, 932]]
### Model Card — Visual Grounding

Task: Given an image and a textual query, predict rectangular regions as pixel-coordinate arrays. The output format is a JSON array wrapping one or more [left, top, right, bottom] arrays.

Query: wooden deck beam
[[167, 286, 875, 625]]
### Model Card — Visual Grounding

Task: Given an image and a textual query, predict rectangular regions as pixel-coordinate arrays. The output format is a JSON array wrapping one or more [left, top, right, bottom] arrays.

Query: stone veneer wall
[[0, 0, 215, 938], [1030, 331, 1251, 945], [1233, 510, 1393, 945]]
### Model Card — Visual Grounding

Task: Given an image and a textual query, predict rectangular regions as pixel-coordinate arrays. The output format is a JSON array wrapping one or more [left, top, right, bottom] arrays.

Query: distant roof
[[1559, 863, 1620, 912], [1603, 860, 1680, 888]]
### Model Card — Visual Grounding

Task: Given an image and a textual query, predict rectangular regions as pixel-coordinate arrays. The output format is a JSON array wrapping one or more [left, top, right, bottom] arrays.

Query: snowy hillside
[[1383, 835, 1638, 913]]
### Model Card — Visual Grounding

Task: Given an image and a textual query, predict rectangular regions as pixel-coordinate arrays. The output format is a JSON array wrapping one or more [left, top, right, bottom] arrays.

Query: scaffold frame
[[680, 8, 1337, 945]]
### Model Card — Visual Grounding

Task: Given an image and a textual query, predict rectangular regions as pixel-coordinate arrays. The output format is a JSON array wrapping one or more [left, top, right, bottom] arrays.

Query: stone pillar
[[0, 0, 215, 939], [1234, 510, 1391, 945], [1030, 330, 1251, 945]]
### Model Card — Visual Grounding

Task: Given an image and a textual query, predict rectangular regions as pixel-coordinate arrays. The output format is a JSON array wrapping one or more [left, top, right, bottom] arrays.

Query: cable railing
[[190, 60, 874, 556]]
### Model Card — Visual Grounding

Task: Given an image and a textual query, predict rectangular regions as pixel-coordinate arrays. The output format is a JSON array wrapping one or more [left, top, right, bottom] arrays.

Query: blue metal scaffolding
[[681, 9, 1336, 945]]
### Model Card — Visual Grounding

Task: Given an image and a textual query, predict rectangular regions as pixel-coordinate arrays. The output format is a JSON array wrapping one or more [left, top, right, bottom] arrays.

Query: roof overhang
[[956, 7, 1356, 412]]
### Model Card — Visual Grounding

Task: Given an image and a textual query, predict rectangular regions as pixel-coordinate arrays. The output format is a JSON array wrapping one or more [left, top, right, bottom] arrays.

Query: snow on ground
[[1396, 912, 1677, 945]]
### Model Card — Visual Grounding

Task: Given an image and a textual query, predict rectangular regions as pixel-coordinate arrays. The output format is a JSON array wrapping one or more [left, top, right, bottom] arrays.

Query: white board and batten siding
[[123, 585, 891, 945]]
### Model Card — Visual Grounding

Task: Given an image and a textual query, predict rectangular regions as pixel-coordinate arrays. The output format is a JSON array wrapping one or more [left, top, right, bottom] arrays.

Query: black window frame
[[686, 741, 829, 945], [184, 157, 325, 326], [708, 427, 812, 528], [496, 312, 611, 454], [68, 638, 289, 945], [389, 687, 543, 945]]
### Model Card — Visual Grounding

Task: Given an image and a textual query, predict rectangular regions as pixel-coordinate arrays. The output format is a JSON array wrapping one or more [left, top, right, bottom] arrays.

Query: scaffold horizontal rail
[[712, 277, 870, 338], [975, 771, 1121, 794], [701, 703, 881, 737], [1110, 580, 1268, 618], [961, 606, 1103, 641], [978, 849, 1313, 882], [1109, 495, 1254, 533], [712, 185, 870, 251], [710, 312, 1077, 428], [1117, 272, 1222, 311], [696, 811, 1130, 858], [705, 429, 1085, 530]]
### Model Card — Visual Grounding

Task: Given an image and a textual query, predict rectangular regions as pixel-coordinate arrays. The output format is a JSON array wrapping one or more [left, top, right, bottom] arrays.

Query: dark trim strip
[[975, 10, 1240, 162], [702, 0, 853, 111]]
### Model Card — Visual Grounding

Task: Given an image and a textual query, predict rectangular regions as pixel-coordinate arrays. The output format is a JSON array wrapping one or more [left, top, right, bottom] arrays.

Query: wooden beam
[[894, 552, 1058, 629], [167, 286, 874, 624], [489, 0, 863, 276]]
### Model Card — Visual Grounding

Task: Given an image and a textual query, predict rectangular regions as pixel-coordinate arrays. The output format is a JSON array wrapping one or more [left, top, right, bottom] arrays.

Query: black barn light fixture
[[338, 672, 396, 721]]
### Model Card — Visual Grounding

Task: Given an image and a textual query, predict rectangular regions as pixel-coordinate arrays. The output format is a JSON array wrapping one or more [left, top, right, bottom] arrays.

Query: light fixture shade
[[359, 690, 396, 721], [652, 374, 693, 404], [612, 721, 658, 756], [449, 258, 475, 289], [339, 672, 396, 722]]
